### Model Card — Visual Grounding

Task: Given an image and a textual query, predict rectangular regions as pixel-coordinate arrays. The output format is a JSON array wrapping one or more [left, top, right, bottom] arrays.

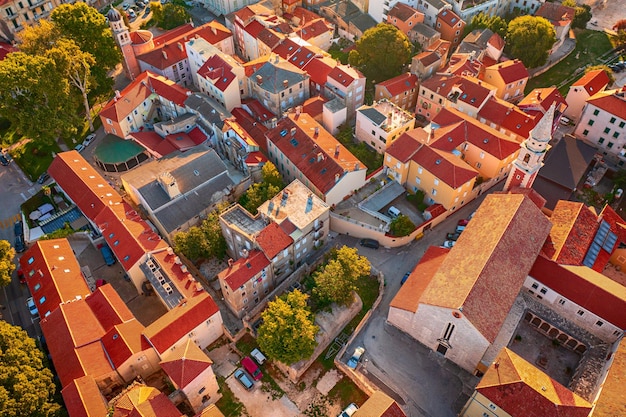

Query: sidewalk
[[528, 37, 576, 78]]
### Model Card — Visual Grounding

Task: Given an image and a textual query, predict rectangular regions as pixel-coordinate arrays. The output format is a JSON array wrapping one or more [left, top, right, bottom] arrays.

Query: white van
[[250, 348, 267, 365], [387, 206, 401, 219]]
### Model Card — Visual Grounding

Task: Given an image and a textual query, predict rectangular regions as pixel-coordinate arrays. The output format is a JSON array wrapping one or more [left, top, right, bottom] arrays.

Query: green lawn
[[526, 30, 613, 95]]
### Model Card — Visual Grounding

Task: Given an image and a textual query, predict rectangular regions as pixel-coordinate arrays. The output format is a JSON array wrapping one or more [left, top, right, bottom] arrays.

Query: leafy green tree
[[0, 321, 62, 416], [258, 290, 319, 364], [0, 241, 16, 287], [506, 16, 556, 68], [585, 64, 615, 85], [200, 209, 227, 260], [174, 227, 209, 261], [174, 208, 226, 261], [50, 3, 120, 94], [152, 3, 191, 30], [389, 214, 416, 237], [571, 4, 592, 29], [239, 162, 284, 214], [464, 12, 508, 38], [150, 2, 165, 24], [313, 246, 370, 306], [348, 23, 412, 84], [562, 0, 576, 7], [612, 30, 626, 49], [261, 161, 284, 188], [0, 52, 80, 145]]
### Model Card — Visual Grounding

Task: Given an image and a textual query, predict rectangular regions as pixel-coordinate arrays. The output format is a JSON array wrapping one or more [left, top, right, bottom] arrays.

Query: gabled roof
[[437, 9, 462, 27], [414, 50, 441, 67], [85, 284, 136, 331], [592, 339, 626, 416], [241, 98, 276, 124], [160, 339, 213, 388], [198, 54, 237, 92], [353, 390, 407, 417], [530, 256, 626, 331], [302, 54, 335, 86], [421, 73, 495, 109], [328, 64, 364, 87], [48, 151, 122, 221], [100, 72, 190, 123], [136, 41, 187, 70], [61, 375, 108, 417], [142, 292, 220, 355], [20, 239, 90, 317], [536, 2, 575, 24], [265, 113, 365, 194], [431, 107, 520, 159], [478, 96, 536, 140], [387, 2, 421, 22], [376, 73, 418, 97], [250, 56, 308, 93], [196, 404, 226, 417], [477, 348, 591, 417], [257, 27, 284, 49], [518, 87, 568, 114], [570, 69, 610, 96], [444, 53, 483, 77], [298, 19, 333, 41], [385, 130, 423, 162], [415, 194, 552, 342], [112, 386, 182, 417], [410, 145, 478, 188], [256, 222, 293, 259], [231, 106, 270, 151], [217, 250, 270, 290], [486, 59, 528, 84], [302, 96, 327, 118], [586, 87, 626, 121], [390, 246, 449, 313], [243, 19, 265, 37]]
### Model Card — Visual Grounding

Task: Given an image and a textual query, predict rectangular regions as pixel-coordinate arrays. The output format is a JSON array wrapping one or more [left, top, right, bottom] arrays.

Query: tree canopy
[[506, 16, 556, 69], [238, 162, 284, 215], [0, 241, 16, 287], [173, 207, 227, 261], [313, 246, 370, 306], [0, 321, 62, 416], [150, 2, 191, 30], [464, 12, 508, 38], [389, 214, 416, 237], [257, 290, 319, 364], [570, 4, 592, 29], [348, 23, 412, 84]]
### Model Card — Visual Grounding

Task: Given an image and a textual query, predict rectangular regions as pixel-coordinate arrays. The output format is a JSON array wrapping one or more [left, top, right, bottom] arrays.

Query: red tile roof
[[48, 151, 122, 221], [571, 69, 610, 96], [444, 53, 483, 77], [160, 340, 213, 388], [542, 201, 598, 266], [591, 339, 626, 416], [137, 42, 187, 70], [243, 56, 271, 77], [152, 23, 195, 47], [385, 130, 422, 162], [530, 256, 626, 329], [298, 19, 333, 41], [231, 106, 270, 152], [194, 21, 233, 46], [432, 107, 520, 159], [20, 239, 90, 317], [477, 348, 591, 417], [0, 41, 17, 60], [587, 88, 626, 121], [198, 54, 237, 92], [437, 9, 463, 27], [488, 32, 505, 50], [142, 292, 220, 355], [412, 146, 477, 188], [149, 250, 205, 300], [113, 387, 182, 417], [536, 3, 576, 24], [487, 59, 528, 84], [130, 131, 178, 157], [61, 375, 108, 417], [328, 65, 356, 86], [95, 202, 167, 270], [265, 113, 365, 194], [244, 20, 265, 37], [256, 222, 293, 259], [85, 284, 136, 331], [241, 98, 276, 123], [245, 151, 268, 166], [478, 96, 537, 140], [217, 250, 270, 290], [518, 87, 567, 114], [421, 74, 494, 109], [414, 50, 441, 67], [100, 72, 190, 123], [302, 55, 335, 86], [257, 28, 283, 49], [377, 73, 418, 97], [387, 2, 421, 22], [102, 319, 146, 369], [426, 39, 451, 60], [302, 96, 327, 118]]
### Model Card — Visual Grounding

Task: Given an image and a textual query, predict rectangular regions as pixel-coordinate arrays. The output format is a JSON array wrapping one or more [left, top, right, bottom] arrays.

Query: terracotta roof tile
[[390, 246, 449, 313], [198, 54, 237, 92], [420, 194, 552, 342], [487, 59, 528, 84], [478, 96, 537, 139], [114, 388, 182, 417], [61, 375, 108, 417], [217, 250, 270, 290], [85, 284, 136, 331], [244, 20, 265, 37], [444, 53, 483, 77], [477, 348, 591, 417], [586, 88, 626, 121], [592, 339, 626, 416], [142, 292, 220, 354], [414, 50, 441, 67], [387, 2, 421, 22], [160, 340, 212, 388], [385, 130, 423, 162], [571, 69, 610, 96], [299, 19, 333, 41], [421, 74, 494, 109], [536, 3, 575, 24], [518, 87, 567, 114], [411, 146, 478, 188], [265, 113, 365, 194], [256, 222, 293, 259], [302, 96, 327, 118], [530, 256, 626, 330], [437, 9, 463, 27], [376, 73, 417, 97], [353, 390, 407, 417], [301, 54, 335, 86]]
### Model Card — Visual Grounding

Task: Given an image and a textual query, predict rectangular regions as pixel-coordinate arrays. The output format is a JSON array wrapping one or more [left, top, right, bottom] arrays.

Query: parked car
[[250, 348, 267, 365], [122, 2, 130, 9], [559, 116, 571, 126], [17, 268, 25, 284], [446, 232, 461, 241], [128, 9, 136, 18], [37, 172, 50, 184], [241, 356, 263, 380], [95, 279, 108, 288], [338, 403, 359, 417], [359, 239, 379, 249], [400, 271, 411, 286], [457, 218, 470, 226], [83, 133, 96, 147], [14, 220, 23, 237], [26, 297, 39, 317], [347, 346, 365, 369], [443, 240, 456, 249], [14, 235, 25, 253], [0, 154, 10, 166], [234, 368, 254, 390], [145, 6, 151, 13], [75, 143, 85, 152], [100, 245, 116, 266]]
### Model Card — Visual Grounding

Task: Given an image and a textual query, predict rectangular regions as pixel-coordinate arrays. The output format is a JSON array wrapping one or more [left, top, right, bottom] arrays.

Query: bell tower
[[504, 102, 555, 191], [107, 8, 138, 80]]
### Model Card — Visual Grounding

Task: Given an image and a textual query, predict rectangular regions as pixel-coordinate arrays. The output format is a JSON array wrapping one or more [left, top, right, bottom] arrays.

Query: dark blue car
[[100, 245, 116, 266]]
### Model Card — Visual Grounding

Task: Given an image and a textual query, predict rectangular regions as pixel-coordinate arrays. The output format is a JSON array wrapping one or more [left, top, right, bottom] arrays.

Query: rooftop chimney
[[177, 42, 183, 51], [256, 75, 263, 85], [211, 25, 217, 35], [291, 127, 297, 136], [162, 50, 168, 60], [314, 126, 319, 136], [283, 79, 289, 88], [228, 258, 234, 267], [334, 145, 340, 156]]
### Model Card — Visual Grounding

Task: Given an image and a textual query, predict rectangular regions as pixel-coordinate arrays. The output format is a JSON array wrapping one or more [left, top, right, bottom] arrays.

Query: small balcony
[[314, 220, 324, 231]]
